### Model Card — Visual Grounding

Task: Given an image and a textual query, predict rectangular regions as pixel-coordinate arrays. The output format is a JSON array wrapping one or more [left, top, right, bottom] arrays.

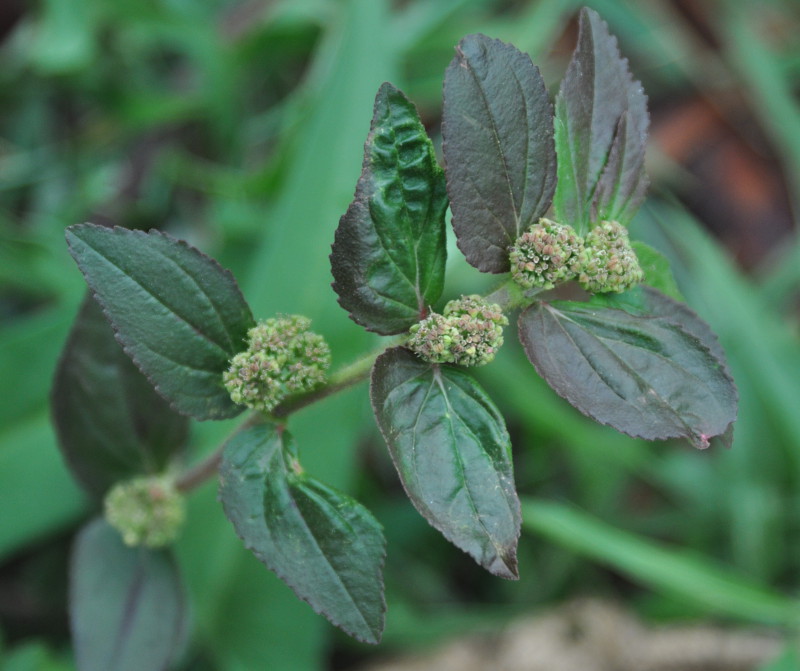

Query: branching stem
[[174, 281, 543, 495], [175, 339, 402, 492]]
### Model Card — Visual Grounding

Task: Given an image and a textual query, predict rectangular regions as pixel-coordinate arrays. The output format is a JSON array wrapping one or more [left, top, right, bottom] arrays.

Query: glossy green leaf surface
[[52, 295, 189, 497], [518, 300, 737, 449], [553, 8, 648, 231], [442, 33, 556, 273], [331, 82, 447, 334], [759, 646, 800, 671], [219, 424, 386, 644], [70, 518, 188, 671], [370, 347, 520, 578], [65, 224, 255, 420]]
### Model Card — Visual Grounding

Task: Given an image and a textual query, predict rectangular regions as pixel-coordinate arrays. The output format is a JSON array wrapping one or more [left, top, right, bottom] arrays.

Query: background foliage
[[0, 0, 798, 668]]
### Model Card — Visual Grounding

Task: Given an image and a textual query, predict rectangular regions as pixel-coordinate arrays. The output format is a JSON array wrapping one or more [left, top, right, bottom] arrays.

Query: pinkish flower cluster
[[223, 315, 330, 413], [509, 218, 584, 289], [579, 220, 644, 294], [408, 295, 507, 367]]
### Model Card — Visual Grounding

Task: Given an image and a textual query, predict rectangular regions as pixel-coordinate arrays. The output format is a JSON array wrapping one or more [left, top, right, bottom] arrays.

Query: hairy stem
[[484, 278, 545, 311], [175, 412, 265, 492], [271, 344, 388, 418]]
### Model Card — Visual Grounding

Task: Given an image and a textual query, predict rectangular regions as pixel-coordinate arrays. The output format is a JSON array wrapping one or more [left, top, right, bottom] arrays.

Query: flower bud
[[509, 219, 584, 290], [578, 220, 644, 294], [408, 295, 508, 367], [223, 315, 331, 413], [104, 475, 185, 548]]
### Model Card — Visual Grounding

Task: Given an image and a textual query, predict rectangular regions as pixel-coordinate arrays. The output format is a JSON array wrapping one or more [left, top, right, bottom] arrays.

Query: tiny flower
[[509, 219, 584, 290], [223, 315, 331, 413], [104, 475, 185, 548], [578, 220, 644, 294], [408, 312, 453, 365], [408, 295, 508, 367]]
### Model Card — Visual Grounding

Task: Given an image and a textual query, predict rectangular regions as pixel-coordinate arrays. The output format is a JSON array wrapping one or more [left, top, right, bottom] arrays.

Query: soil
[[357, 599, 783, 671]]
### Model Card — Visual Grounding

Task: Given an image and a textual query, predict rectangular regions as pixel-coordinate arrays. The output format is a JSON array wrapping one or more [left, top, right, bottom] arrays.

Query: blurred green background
[[1, 0, 799, 668]]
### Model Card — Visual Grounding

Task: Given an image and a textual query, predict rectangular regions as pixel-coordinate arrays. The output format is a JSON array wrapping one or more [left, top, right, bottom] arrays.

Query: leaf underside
[[331, 82, 447, 334], [370, 347, 521, 578], [443, 33, 557, 273], [553, 8, 649, 231], [66, 224, 255, 420], [219, 424, 386, 644], [52, 294, 189, 497], [518, 298, 737, 449], [70, 519, 188, 671]]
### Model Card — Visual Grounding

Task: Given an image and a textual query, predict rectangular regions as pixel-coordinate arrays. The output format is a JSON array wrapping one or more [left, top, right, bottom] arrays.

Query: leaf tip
[[489, 547, 520, 580]]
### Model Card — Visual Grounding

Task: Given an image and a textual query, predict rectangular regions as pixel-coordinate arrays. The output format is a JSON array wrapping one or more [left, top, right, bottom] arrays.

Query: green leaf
[[521, 498, 800, 627], [553, 7, 648, 231], [29, 0, 97, 74], [442, 33, 557, 273], [518, 300, 737, 449], [2, 640, 74, 671], [219, 424, 386, 644], [70, 518, 188, 671], [0, 416, 85, 561], [331, 82, 447, 334], [632, 241, 682, 299], [370, 347, 520, 578], [758, 646, 800, 671], [65, 224, 255, 420], [52, 294, 189, 497]]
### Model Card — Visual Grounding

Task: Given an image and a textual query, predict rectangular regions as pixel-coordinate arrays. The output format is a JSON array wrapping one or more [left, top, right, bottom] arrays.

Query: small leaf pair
[[331, 81, 522, 579], [60, 226, 387, 643], [439, 11, 735, 448], [443, 8, 648, 269]]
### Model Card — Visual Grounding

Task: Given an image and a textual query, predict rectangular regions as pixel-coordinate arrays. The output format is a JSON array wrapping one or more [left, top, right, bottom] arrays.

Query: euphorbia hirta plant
[[52, 8, 736, 668]]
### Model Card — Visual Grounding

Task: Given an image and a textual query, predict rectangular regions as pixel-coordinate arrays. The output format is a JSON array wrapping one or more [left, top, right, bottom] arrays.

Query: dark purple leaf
[[443, 34, 556, 272], [553, 8, 649, 230], [519, 300, 737, 449], [219, 424, 386, 643]]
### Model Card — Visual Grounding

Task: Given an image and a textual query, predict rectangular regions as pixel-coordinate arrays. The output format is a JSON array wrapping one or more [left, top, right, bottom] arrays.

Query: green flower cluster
[[104, 475, 185, 548], [578, 220, 644, 294], [509, 218, 584, 289], [223, 316, 331, 413], [509, 219, 643, 294], [408, 295, 508, 367]]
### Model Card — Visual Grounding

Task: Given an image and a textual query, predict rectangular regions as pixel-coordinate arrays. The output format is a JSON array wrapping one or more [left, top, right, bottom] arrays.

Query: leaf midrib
[[71, 231, 232, 359], [432, 367, 515, 564], [288, 481, 377, 637], [462, 43, 520, 238]]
